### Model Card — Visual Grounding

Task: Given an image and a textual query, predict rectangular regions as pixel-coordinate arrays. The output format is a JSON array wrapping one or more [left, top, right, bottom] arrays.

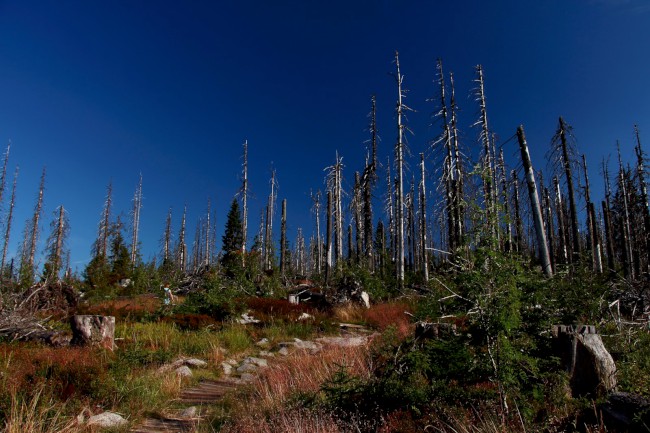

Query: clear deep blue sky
[[0, 0, 649, 272]]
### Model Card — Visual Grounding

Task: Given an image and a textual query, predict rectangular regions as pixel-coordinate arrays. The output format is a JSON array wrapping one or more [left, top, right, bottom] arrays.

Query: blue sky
[[0, 0, 649, 273]]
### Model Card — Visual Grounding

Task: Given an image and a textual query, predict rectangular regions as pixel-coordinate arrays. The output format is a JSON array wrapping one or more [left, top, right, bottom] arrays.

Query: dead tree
[[176, 205, 187, 271], [326, 154, 344, 272], [617, 143, 634, 279], [325, 190, 332, 285], [602, 160, 616, 274], [162, 208, 173, 264], [385, 158, 395, 263], [0, 142, 10, 209], [432, 59, 457, 251], [474, 65, 495, 243], [498, 149, 512, 253], [551, 117, 581, 261], [362, 95, 378, 270], [19, 168, 46, 285], [242, 141, 249, 255], [517, 126, 553, 278], [264, 170, 278, 271], [393, 51, 408, 289], [582, 155, 603, 273], [544, 187, 556, 272], [353, 172, 363, 262], [1, 167, 18, 279], [130, 174, 143, 266], [99, 182, 113, 260], [634, 125, 650, 274], [310, 190, 322, 274], [295, 228, 305, 275], [280, 198, 287, 275], [450, 72, 464, 245], [554, 176, 569, 265], [512, 170, 524, 253], [419, 153, 429, 281]]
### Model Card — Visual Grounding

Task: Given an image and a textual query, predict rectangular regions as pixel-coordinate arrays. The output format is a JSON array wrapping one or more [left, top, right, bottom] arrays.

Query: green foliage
[[221, 199, 244, 270]]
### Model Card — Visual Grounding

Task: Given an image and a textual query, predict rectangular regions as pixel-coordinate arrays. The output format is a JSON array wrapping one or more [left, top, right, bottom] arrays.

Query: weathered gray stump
[[70, 315, 115, 350], [552, 325, 617, 397]]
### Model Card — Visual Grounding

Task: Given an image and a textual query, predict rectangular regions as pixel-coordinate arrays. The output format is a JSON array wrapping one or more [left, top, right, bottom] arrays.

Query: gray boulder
[[87, 411, 128, 428]]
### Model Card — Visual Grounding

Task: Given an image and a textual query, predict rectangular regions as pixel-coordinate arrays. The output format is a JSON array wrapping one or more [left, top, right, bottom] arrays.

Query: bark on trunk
[[70, 315, 115, 350]]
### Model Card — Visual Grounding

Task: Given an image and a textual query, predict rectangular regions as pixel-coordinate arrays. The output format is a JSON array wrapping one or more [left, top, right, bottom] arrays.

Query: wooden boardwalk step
[[131, 417, 194, 433]]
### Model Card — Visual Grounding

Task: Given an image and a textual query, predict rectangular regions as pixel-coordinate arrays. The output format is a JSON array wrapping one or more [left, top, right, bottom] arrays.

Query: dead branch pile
[[0, 281, 79, 344]]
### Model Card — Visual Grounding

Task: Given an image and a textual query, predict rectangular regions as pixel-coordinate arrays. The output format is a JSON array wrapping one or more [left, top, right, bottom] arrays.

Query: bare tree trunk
[[0, 142, 10, 208], [1, 167, 18, 278], [280, 198, 287, 276], [544, 187, 556, 273], [265, 170, 277, 271], [385, 159, 395, 264], [512, 171, 524, 253], [363, 95, 378, 271], [499, 149, 512, 253], [634, 125, 650, 274], [476, 66, 495, 243], [602, 200, 616, 274], [436, 59, 456, 252], [130, 174, 143, 266], [325, 191, 332, 285], [163, 208, 172, 263], [419, 153, 429, 282], [582, 155, 602, 273], [21, 168, 46, 285], [177, 205, 187, 271], [100, 182, 112, 259], [311, 191, 322, 275], [450, 72, 464, 246], [517, 126, 553, 278], [557, 117, 581, 261], [241, 140, 249, 256], [354, 172, 363, 263], [554, 176, 569, 265], [394, 51, 406, 289], [617, 143, 634, 279]]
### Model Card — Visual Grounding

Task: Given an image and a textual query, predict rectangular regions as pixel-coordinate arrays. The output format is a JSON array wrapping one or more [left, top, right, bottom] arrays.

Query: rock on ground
[[175, 366, 193, 377], [87, 411, 128, 428]]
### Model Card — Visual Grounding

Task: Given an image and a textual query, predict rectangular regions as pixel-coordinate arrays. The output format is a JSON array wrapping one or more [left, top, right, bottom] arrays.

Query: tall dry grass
[[221, 343, 372, 432], [3, 387, 78, 433]]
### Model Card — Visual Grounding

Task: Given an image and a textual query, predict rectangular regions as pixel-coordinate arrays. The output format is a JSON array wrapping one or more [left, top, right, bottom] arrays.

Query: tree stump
[[70, 315, 115, 350], [552, 324, 617, 397]]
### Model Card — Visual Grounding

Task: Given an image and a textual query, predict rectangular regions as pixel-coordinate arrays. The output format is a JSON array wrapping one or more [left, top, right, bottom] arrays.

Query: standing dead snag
[[582, 155, 603, 273], [475, 65, 495, 243], [617, 142, 634, 279], [325, 190, 332, 285], [162, 208, 173, 264], [419, 153, 428, 282], [1, 166, 18, 280], [130, 174, 143, 266], [551, 117, 581, 262], [311, 190, 322, 274], [517, 126, 553, 278], [19, 168, 46, 286], [361, 95, 378, 271], [393, 51, 408, 289], [240, 140, 249, 257], [325, 153, 344, 272], [176, 205, 187, 272], [634, 125, 650, 274], [280, 199, 287, 275], [264, 170, 278, 271]]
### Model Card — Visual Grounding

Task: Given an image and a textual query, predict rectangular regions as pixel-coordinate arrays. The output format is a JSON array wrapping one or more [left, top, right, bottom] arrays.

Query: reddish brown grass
[[221, 408, 344, 433], [0, 345, 106, 400], [363, 302, 413, 338], [77, 294, 161, 320]]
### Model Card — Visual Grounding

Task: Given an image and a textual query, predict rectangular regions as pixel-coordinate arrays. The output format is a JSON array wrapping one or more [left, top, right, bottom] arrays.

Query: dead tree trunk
[[634, 125, 650, 274], [162, 208, 172, 264], [1, 166, 18, 278], [325, 191, 332, 285], [394, 51, 406, 289], [419, 153, 429, 282], [241, 140, 249, 256], [280, 199, 287, 276], [311, 191, 322, 275], [555, 117, 581, 261], [512, 170, 524, 253], [450, 72, 464, 246], [176, 205, 187, 271], [583, 155, 603, 273], [517, 126, 553, 278], [0, 142, 10, 209], [476, 66, 495, 243], [617, 143, 634, 279], [130, 174, 143, 266], [553, 176, 569, 265], [544, 187, 556, 273], [20, 168, 46, 285], [363, 95, 378, 271]]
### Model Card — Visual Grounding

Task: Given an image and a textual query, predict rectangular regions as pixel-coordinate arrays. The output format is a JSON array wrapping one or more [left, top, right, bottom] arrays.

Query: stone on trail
[[175, 365, 193, 377], [179, 406, 198, 418], [87, 411, 128, 428], [221, 362, 233, 376], [237, 363, 258, 374], [278, 347, 290, 356], [184, 358, 207, 368]]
